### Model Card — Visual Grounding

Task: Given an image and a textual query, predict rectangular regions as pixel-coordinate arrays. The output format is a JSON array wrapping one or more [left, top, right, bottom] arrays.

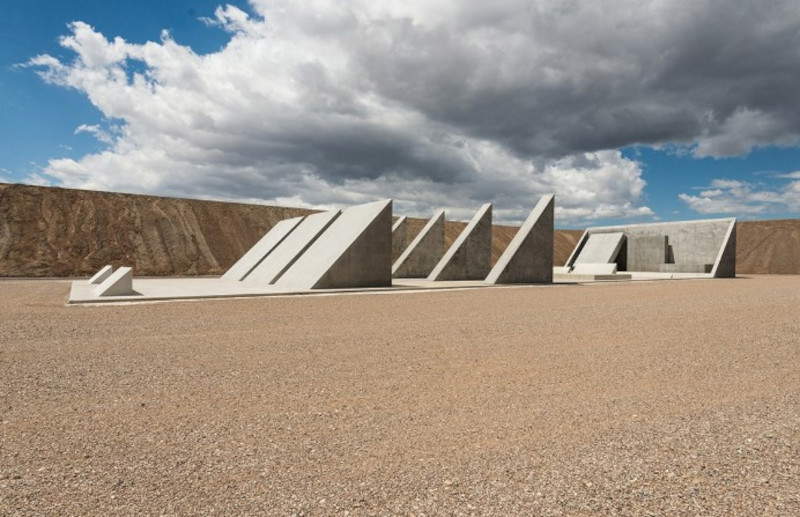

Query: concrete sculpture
[[245, 209, 340, 284], [566, 218, 737, 278], [89, 265, 114, 284], [276, 199, 393, 289], [428, 203, 492, 281], [391, 216, 408, 262], [221, 216, 305, 281], [485, 194, 554, 284], [392, 209, 445, 278], [94, 266, 134, 296]]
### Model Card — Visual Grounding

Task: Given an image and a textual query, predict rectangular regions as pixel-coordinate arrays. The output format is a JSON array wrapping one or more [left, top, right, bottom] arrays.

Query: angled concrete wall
[[245, 209, 340, 284], [221, 216, 305, 281], [428, 203, 492, 281], [711, 218, 736, 277], [94, 266, 134, 296], [391, 216, 408, 262], [392, 209, 445, 278], [89, 265, 114, 284], [276, 199, 393, 289], [485, 194, 554, 284], [574, 232, 625, 264]]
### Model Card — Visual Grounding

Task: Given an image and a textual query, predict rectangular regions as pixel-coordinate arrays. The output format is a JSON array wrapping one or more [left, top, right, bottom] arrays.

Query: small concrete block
[[485, 194, 554, 284], [276, 199, 393, 289], [392, 209, 446, 278], [391, 216, 408, 262], [221, 216, 305, 281], [245, 209, 340, 284], [571, 263, 618, 275], [428, 203, 492, 281], [94, 267, 134, 296], [553, 266, 572, 274], [575, 232, 625, 264], [89, 265, 114, 284]]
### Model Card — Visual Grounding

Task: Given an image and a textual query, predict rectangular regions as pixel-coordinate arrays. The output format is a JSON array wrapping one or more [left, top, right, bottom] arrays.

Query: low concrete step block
[[94, 267, 135, 296], [89, 265, 114, 284]]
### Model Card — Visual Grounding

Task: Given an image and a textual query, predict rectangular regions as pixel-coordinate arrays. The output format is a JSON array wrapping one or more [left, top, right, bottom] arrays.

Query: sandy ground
[[2, 276, 800, 516]]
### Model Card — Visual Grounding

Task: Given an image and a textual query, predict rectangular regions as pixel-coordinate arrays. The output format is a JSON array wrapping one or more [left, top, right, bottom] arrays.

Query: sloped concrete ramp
[[485, 194, 554, 284], [392, 209, 445, 278], [276, 199, 393, 289], [574, 232, 625, 264], [428, 203, 492, 281], [95, 267, 135, 296], [221, 216, 305, 281], [245, 210, 340, 285]]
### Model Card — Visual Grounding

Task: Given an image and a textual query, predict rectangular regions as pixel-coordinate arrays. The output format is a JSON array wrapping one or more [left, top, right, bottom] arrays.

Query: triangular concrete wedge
[[391, 216, 408, 262], [221, 216, 305, 281], [574, 232, 625, 264], [392, 209, 445, 278], [485, 194, 554, 284], [428, 203, 492, 281], [89, 265, 114, 284], [245, 209, 340, 285], [94, 266, 135, 296], [711, 218, 736, 278], [276, 199, 393, 289]]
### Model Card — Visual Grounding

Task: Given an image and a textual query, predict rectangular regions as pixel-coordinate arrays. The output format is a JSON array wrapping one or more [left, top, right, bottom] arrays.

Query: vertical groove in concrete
[[485, 194, 554, 284], [392, 209, 445, 278], [276, 199, 393, 289], [428, 203, 492, 281], [221, 216, 305, 281]]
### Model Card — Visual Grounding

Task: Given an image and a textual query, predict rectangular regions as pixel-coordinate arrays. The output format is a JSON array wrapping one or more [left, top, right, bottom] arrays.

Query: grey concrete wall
[[586, 218, 735, 274], [392, 209, 445, 278], [428, 203, 492, 281], [626, 235, 667, 271], [391, 216, 408, 263], [711, 219, 736, 278], [485, 194, 554, 284], [276, 199, 392, 289]]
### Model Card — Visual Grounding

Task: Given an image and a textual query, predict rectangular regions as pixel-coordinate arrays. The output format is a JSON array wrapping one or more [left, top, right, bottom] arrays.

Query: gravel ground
[[2, 276, 800, 516]]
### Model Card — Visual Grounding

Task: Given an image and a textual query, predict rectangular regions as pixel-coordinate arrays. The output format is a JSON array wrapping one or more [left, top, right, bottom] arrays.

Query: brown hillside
[[735, 219, 800, 274]]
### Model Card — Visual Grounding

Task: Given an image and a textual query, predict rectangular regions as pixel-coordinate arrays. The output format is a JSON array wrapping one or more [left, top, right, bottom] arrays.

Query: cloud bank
[[26, 0, 800, 222]]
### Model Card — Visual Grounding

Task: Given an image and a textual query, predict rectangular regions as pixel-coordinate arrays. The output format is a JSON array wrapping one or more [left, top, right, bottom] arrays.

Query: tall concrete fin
[[392, 209, 445, 278], [428, 203, 492, 281], [485, 194, 554, 284], [711, 218, 736, 278], [574, 232, 625, 264], [221, 216, 305, 281], [245, 209, 340, 285], [276, 199, 393, 289], [94, 267, 134, 296], [89, 265, 114, 284], [391, 216, 408, 262]]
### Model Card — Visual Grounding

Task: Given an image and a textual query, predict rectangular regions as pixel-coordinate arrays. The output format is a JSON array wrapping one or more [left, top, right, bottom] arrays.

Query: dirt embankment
[[0, 183, 582, 277], [735, 219, 800, 274]]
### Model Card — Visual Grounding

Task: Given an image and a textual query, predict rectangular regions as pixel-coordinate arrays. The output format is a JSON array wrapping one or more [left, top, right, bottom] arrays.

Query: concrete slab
[[276, 199, 393, 289], [245, 209, 340, 285], [392, 209, 445, 278], [428, 203, 492, 281], [89, 265, 114, 284], [485, 194, 554, 284], [391, 216, 408, 262], [554, 273, 632, 282], [572, 263, 618, 275], [574, 232, 625, 264], [94, 267, 135, 296], [221, 216, 305, 281]]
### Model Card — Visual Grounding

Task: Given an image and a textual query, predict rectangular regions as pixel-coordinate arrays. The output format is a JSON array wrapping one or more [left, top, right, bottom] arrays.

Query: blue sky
[[2, 0, 799, 226]]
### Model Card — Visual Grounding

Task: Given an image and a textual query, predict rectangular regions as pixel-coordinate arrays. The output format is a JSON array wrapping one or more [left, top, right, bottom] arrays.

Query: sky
[[2, 0, 800, 226]]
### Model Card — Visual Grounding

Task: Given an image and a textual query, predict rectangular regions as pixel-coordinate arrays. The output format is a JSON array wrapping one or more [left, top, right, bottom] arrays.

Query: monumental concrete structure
[[89, 265, 114, 284], [392, 209, 446, 278], [485, 194, 554, 284], [428, 203, 492, 281], [276, 199, 393, 289], [565, 218, 736, 278], [94, 266, 134, 296], [245, 209, 340, 284], [221, 216, 305, 281], [391, 216, 408, 262]]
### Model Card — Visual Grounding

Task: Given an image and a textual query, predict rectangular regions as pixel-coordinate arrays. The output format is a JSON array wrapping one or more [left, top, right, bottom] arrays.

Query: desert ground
[[2, 276, 800, 515]]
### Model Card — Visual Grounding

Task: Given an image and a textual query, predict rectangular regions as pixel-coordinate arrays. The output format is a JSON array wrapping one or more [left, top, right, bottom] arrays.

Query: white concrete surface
[[94, 267, 134, 296], [221, 216, 305, 281], [245, 209, 340, 285], [89, 265, 114, 284], [572, 263, 618, 275], [574, 232, 625, 264], [276, 199, 392, 289]]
